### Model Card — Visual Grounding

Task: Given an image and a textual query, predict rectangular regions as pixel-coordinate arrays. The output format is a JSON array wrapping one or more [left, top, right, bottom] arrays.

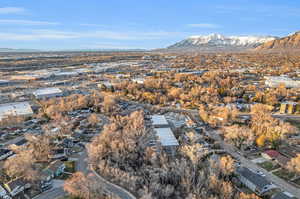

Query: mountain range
[[167, 33, 277, 51], [255, 31, 300, 50]]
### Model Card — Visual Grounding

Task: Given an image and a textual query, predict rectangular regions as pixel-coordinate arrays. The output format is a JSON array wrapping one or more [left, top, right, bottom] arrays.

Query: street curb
[[91, 167, 136, 199]]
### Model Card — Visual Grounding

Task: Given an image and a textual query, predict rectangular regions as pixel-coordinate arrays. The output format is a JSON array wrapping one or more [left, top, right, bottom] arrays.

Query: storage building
[[0, 102, 33, 121], [33, 87, 63, 99]]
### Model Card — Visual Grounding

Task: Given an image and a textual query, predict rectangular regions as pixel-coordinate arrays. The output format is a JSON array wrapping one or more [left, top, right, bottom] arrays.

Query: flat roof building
[[272, 192, 296, 199], [0, 102, 33, 121], [154, 127, 179, 155], [151, 115, 169, 128], [154, 128, 179, 147], [33, 87, 63, 99], [265, 76, 300, 88]]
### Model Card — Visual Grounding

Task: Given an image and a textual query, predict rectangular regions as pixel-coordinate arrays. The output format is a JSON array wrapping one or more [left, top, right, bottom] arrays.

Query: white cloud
[[0, 19, 59, 25], [0, 7, 26, 14], [0, 29, 183, 41], [187, 23, 220, 28]]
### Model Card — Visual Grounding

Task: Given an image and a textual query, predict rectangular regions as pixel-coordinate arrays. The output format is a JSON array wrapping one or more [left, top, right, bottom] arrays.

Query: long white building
[[265, 76, 300, 88], [0, 102, 33, 121], [151, 115, 169, 128], [33, 87, 63, 99]]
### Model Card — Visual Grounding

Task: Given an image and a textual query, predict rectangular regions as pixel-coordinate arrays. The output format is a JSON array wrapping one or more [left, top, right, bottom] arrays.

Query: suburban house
[[0, 184, 11, 199], [0, 149, 13, 161], [262, 150, 280, 160], [236, 167, 275, 196], [4, 178, 30, 197], [46, 160, 66, 177], [49, 148, 68, 160], [274, 154, 291, 168], [261, 150, 291, 168], [39, 169, 54, 191]]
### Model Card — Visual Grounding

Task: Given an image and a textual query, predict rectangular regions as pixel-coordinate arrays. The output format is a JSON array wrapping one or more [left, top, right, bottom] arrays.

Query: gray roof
[[33, 87, 62, 97], [154, 128, 179, 146], [151, 115, 169, 126], [237, 167, 271, 190], [5, 178, 25, 191]]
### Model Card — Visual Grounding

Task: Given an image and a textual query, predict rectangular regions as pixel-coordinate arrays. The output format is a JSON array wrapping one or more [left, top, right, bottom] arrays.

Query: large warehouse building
[[0, 102, 33, 121], [151, 115, 170, 128], [33, 87, 63, 99]]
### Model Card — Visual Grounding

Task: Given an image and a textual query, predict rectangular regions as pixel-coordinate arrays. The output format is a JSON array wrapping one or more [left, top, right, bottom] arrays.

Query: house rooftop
[[264, 150, 280, 158], [237, 167, 271, 191], [5, 178, 25, 191]]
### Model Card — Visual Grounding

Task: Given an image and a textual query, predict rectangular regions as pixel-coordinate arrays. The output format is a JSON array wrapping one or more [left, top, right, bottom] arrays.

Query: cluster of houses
[[0, 159, 65, 198], [234, 148, 300, 198], [0, 134, 74, 197]]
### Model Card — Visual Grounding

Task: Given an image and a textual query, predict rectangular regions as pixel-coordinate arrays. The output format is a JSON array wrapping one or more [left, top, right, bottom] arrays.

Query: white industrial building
[[0, 102, 33, 121], [33, 87, 63, 99], [265, 76, 300, 88], [154, 128, 179, 155], [132, 78, 145, 84], [151, 115, 169, 128]]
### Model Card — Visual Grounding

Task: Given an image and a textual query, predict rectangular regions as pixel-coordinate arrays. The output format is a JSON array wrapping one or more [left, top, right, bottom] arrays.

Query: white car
[[256, 170, 266, 177]]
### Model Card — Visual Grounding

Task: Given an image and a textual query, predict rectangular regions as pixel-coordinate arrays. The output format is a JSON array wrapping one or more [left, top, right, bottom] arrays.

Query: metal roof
[[0, 101, 33, 120], [154, 128, 179, 146], [151, 115, 169, 126], [237, 167, 271, 191], [33, 87, 63, 97]]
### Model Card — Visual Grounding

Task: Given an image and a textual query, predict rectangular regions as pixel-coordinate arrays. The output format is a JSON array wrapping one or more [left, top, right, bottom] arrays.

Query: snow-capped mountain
[[167, 33, 277, 51]]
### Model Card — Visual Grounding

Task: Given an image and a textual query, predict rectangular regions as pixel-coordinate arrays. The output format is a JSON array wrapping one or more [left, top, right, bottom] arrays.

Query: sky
[[0, 0, 299, 50]]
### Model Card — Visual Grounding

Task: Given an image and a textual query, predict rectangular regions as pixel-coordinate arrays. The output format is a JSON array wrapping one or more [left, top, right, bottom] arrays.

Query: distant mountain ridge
[[0, 48, 41, 52], [255, 31, 300, 50], [167, 33, 277, 51]]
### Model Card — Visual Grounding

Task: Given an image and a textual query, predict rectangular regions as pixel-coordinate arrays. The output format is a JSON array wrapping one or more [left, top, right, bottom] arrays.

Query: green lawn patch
[[258, 161, 280, 171], [64, 161, 76, 173], [273, 169, 296, 181]]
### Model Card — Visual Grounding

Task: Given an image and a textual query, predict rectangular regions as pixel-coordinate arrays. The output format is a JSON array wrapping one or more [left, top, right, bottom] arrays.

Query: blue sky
[[0, 0, 299, 50]]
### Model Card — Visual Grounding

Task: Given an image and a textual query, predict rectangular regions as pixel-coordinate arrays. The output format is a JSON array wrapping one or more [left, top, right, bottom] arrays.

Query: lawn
[[273, 169, 296, 181], [64, 161, 76, 173], [258, 161, 280, 171]]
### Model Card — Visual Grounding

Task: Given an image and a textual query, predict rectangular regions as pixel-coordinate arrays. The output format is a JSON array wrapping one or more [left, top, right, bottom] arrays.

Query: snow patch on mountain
[[169, 33, 277, 49]]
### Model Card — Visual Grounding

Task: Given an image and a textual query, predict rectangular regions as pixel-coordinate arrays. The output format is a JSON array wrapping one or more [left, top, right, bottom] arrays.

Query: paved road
[[34, 148, 136, 199], [76, 150, 136, 199], [91, 168, 136, 199]]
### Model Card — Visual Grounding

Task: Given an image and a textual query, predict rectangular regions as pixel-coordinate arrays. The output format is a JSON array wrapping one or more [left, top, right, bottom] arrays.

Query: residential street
[[209, 129, 300, 197], [34, 149, 136, 199]]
